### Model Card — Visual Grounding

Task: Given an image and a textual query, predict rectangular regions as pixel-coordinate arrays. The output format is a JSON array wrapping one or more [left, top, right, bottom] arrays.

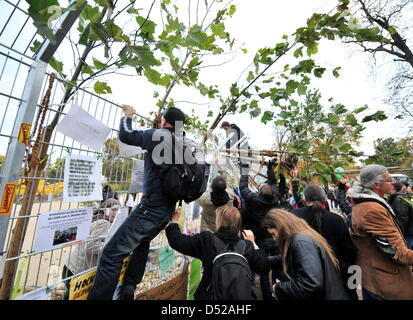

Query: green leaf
[[332, 66, 341, 78], [362, 111, 387, 123], [286, 80, 299, 95], [30, 39, 42, 53], [81, 63, 95, 76], [258, 92, 271, 99], [144, 68, 170, 87], [291, 59, 315, 74], [136, 16, 157, 40], [187, 69, 199, 84], [92, 57, 107, 70], [188, 57, 200, 68], [81, 5, 101, 23], [211, 22, 227, 39], [331, 104, 347, 115], [354, 105, 368, 114], [246, 71, 255, 82], [240, 104, 248, 112], [261, 111, 274, 124], [314, 162, 332, 174], [292, 139, 310, 151], [228, 5, 236, 16], [27, 0, 60, 43], [345, 114, 358, 126], [293, 47, 303, 58], [128, 45, 162, 67], [297, 84, 307, 96], [94, 0, 114, 8], [49, 57, 63, 74], [313, 67, 326, 78], [327, 113, 339, 125], [250, 100, 258, 109], [279, 110, 290, 119], [94, 81, 112, 94], [198, 83, 209, 96], [306, 42, 318, 56], [230, 83, 239, 96], [79, 23, 91, 45], [90, 22, 109, 43], [250, 107, 261, 118], [185, 25, 212, 50], [388, 26, 397, 35], [104, 19, 124, 41]]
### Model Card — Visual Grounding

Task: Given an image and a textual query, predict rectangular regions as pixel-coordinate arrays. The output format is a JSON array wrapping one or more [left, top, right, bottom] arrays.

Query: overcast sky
[[1, 0, 410, 161], [103, 0, 408, 158]]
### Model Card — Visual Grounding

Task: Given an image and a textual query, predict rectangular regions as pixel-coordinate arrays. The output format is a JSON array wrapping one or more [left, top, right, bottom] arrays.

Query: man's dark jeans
[[256, 237, 278, 301], [88, 202, 174, 300], [406, 235, 413, 250]]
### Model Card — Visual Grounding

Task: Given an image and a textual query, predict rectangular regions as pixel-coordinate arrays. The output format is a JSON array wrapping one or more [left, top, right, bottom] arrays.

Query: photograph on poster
[[52, 227, 78, 245]]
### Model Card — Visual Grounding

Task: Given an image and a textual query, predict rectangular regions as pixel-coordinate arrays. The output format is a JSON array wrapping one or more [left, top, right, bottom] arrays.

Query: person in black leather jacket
[[165, 205, 270, 300], [292, 184, 357, 299], [262, 209, 349, 300]]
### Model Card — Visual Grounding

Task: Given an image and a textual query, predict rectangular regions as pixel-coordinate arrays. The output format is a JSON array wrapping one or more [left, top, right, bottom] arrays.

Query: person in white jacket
[[197, 156, 237, 232], [62, 199, 120, 298]]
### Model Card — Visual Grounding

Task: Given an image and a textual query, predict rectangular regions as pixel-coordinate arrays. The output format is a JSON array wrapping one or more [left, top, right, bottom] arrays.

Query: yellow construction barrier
[[17, 180, 64, 197]]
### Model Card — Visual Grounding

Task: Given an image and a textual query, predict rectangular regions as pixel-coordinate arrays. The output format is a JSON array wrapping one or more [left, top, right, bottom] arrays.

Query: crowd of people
[[74, 105, 413, 300]]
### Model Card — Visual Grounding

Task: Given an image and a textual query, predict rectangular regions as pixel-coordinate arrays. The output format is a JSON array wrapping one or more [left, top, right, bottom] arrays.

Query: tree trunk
[[0, 127, 53, 300]]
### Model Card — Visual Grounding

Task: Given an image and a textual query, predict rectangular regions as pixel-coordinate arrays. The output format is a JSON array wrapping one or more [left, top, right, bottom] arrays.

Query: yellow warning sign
[[0, 183, 17, 215], [69, 256, 131, 300], [18, 123, 31, 146]]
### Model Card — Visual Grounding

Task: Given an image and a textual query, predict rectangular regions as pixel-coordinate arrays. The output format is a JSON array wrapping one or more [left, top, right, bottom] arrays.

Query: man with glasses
[[347, 164, 413, 300]]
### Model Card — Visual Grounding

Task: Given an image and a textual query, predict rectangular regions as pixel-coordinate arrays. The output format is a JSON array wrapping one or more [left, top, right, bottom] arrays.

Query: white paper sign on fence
[[104, 207, 129, 246], [16, 287, 50, 300], [118, 139, 145, 157], [130, 159, 145, 193], [56, 104, 111, 152], [33, 207, 93, 253], [0, 252, 5, 280], [63, 154, 102, 203]]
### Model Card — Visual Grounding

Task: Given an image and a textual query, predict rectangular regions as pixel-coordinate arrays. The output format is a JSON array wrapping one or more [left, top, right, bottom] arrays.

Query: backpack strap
[[212, 234, 227, 254], [232, 239, 247, 255], [212, 235, 246, 255]]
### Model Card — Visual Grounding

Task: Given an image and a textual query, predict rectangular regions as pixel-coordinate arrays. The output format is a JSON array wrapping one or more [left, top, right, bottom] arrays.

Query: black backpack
[[209, 235, 255, 300], [158, 135, 210, 203]]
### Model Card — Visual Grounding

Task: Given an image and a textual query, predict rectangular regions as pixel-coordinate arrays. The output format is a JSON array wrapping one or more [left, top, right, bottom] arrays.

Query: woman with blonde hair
[[165, 205, 270, 300], [262, 209, 349, 300]]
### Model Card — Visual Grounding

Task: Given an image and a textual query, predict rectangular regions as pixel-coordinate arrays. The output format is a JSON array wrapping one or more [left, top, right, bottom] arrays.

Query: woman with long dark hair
[[291, 184, 357, 299], [262, 209, 349, 300]]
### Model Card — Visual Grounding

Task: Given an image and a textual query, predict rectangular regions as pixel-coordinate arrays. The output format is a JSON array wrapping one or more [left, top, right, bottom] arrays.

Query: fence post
[[0, 2, 85, 299]]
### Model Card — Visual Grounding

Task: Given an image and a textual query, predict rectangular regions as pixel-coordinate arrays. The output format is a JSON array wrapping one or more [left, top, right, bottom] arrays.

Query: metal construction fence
[[0, 0, 190, 300]]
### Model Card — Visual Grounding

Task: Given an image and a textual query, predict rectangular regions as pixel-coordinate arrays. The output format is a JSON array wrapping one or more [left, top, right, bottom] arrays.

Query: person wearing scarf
[[348, 164, 413, 300]]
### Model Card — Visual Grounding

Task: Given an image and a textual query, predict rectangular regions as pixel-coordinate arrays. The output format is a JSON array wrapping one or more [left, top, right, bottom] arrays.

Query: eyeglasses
[[378, 178, 394, 183]]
